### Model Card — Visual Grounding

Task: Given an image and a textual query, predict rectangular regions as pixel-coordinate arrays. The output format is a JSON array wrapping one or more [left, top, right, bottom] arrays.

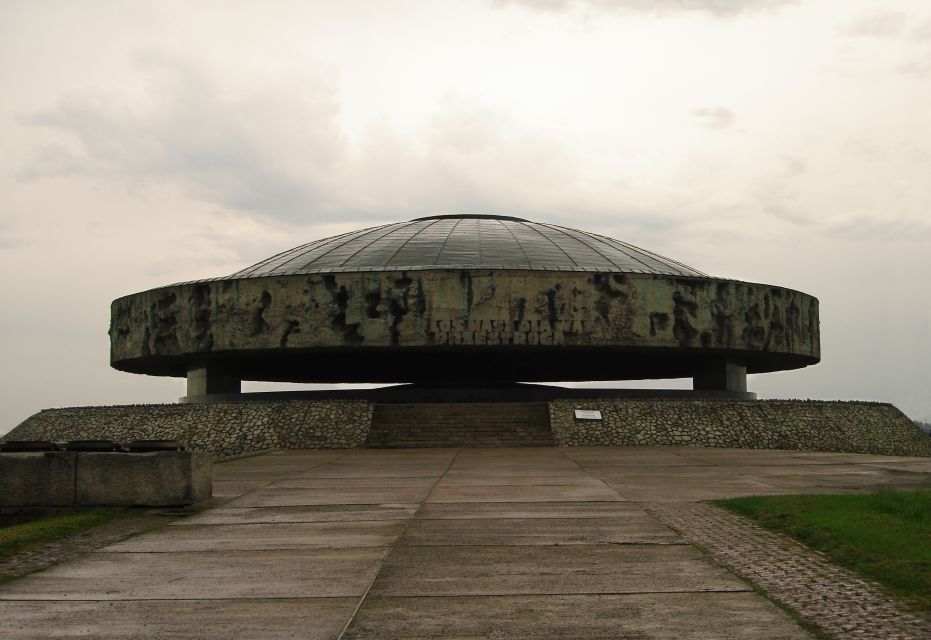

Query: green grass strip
[[716, 490, 931, 616], [0, 508, 127, 560]]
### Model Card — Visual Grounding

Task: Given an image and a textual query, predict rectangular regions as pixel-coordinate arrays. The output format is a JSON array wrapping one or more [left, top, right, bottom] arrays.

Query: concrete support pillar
[[693, 359, 747, 393], [186, 364, 240, 398]]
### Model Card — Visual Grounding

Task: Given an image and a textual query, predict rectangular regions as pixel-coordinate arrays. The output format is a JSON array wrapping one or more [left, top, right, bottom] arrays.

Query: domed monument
[[110, 214, 820, 399], [12, 214, 927, 457]]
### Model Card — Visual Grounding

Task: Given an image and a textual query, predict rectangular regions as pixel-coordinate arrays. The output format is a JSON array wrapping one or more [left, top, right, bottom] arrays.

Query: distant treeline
[[915, 421, 931, 435]]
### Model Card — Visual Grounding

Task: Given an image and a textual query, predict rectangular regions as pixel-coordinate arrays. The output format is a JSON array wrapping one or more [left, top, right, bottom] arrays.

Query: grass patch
[[0, 508, 128, 560], [716, 490, 931, 616]]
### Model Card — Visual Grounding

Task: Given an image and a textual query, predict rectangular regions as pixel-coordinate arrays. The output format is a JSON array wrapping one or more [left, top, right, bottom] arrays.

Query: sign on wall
[[574, 409, 602, 420]]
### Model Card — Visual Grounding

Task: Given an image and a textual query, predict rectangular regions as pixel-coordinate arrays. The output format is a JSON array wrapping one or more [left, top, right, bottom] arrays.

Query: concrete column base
[[693, 359, 747, 393], [186, 364, 241, 398]]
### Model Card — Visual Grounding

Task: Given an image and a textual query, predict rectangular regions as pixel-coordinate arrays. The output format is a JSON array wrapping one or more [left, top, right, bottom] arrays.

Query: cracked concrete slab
[[297, 464, 450, 478], [865, 459, 931, 472], [598, 476, 781, 501], [5, 446, 925, 639], [427, 483, 621, 503], [174, 503, 420, 525], [267, 477, 438, 489], [436, 473, 603, 485], [343, 593, 811, 639], [210, 480, 272, 499], [0, 548, 386, 600], [368, 544, 747, 596], [400, 516, 682, 545], [0, 598, 358, 640], [226, 484, 434, 506], [415, 500, 648, 519], [102, 520, 407, 552], [562, 448, 708, 466], [755, 473, 931, 492]]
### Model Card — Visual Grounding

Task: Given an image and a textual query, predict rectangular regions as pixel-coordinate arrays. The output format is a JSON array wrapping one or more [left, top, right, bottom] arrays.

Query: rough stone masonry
[[6, 399, 929, 459]]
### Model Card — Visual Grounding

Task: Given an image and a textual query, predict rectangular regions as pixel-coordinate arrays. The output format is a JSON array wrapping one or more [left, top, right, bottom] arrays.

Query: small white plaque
[[574, 409, 602, 420]]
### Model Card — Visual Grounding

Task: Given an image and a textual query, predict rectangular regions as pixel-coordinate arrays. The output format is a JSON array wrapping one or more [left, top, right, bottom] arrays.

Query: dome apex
[[411, 213, 529, 222], [223, 216, 706, 279]]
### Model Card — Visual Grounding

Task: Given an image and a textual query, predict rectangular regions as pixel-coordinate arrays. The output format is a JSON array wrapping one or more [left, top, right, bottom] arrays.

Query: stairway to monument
[[366, 402, 554, 448]]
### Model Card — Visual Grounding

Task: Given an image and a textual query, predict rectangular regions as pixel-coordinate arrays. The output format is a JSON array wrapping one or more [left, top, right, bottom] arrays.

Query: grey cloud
[[737, 155, 813, 228], [21, 51, 344, 222], [690, 106, 735, 130], [781, 156, 807, 177], [334, 104, 606, 222], [761, 199, 810, 226], [15, 144, 86, 180], [19, 58, 597, 229], [909, 17, 931, 41], [0, 221, 28, 250], [824, 214, 931, 242], [843, 11, 931, 41], [492, 0, 796, 17], [493, 0, 567, 10], [844, 11, 909, 38], [344, 110, 696, 241], [19, 51, 603, 226], [899, 56, 931, 76]]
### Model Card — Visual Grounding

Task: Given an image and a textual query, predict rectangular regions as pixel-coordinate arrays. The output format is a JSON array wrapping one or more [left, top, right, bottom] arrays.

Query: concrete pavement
[[1, 446, 928, 638]]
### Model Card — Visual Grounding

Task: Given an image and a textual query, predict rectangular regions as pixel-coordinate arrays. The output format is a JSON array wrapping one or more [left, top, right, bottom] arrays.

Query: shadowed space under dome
[[110, 214, 820, 399]]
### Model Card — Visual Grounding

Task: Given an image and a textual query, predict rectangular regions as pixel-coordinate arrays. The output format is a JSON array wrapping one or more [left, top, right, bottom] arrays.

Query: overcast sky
[[2, 0, 929, 432]]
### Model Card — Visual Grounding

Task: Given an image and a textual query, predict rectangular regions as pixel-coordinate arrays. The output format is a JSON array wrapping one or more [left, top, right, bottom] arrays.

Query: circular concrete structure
[[110, 214, 820, 397]]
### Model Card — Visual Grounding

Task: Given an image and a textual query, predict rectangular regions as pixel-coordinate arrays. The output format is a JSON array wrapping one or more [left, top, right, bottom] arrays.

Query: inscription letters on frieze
[[429, 318, 589, 346]]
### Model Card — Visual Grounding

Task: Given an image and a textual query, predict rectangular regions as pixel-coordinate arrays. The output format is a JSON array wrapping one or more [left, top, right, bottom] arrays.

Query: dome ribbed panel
[[223, 215, 707, 278]]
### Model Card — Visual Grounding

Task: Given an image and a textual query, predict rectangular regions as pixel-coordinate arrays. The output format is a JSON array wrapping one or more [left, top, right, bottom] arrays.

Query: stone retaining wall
[[549, 399, 931, 456], [0, 451, 211, 507], [5, 398, 928, 458], [5, 401, 372, 459]]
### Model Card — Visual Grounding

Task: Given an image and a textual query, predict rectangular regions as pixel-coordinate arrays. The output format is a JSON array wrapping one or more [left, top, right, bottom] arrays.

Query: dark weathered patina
[[109, 215, 820, 396]]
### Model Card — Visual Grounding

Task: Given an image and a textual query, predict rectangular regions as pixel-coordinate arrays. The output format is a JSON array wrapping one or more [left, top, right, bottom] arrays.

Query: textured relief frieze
[[110, 270, 820, 369]]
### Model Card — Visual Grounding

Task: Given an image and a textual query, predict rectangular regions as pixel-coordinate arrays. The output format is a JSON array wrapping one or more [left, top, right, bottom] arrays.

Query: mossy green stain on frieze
[[111, 269, 819, 361]]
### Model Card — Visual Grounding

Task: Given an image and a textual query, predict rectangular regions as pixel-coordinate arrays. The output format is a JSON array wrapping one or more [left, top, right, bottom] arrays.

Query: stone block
[[75, 452, 212, 506], [0, 452, 76, 507]]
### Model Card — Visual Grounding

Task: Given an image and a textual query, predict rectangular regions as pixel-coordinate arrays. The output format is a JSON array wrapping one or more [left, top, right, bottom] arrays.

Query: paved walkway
[[645, 501, 931, 639], [0, 446, 928, 639]]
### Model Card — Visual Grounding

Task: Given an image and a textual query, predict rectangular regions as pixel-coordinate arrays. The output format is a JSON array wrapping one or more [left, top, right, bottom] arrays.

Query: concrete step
[[366, 402, 554, 448]]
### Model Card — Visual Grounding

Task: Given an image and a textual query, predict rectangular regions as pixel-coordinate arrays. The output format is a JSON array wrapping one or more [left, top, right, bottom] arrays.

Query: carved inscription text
[[430, 318, 590, 346]]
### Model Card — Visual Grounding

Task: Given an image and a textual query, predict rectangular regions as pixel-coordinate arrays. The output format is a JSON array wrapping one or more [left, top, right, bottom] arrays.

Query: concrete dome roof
[[111, 212, 819, 391], [224, 214, 707, 278]]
